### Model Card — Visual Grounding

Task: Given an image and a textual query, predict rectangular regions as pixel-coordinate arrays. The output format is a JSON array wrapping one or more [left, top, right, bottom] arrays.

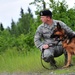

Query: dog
[[51, 22, 75, 68]]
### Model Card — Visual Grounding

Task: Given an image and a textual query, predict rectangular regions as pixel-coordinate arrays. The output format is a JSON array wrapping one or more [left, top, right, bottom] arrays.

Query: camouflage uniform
[[34, 20, 73, 66]]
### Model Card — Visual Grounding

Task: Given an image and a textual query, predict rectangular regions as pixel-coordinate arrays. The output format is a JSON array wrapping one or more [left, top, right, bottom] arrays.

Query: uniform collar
[[44, 20, 57, 27]]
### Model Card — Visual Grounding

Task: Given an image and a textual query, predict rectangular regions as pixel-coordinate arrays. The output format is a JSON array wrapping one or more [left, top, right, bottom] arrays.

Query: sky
[[0, 0, 75, 28]]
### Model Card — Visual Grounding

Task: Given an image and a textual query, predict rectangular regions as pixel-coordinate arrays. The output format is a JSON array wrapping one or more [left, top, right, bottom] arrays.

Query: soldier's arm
[[59, 21, 73, 35], [34, 26, 44, 50]]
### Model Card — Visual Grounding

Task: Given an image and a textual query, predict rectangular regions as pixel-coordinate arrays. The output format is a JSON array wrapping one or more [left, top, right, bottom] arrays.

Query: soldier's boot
[[50, 57, 57, 69]]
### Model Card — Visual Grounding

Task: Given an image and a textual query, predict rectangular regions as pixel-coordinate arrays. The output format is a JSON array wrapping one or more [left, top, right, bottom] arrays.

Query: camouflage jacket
[[34, 20, 73, 50]]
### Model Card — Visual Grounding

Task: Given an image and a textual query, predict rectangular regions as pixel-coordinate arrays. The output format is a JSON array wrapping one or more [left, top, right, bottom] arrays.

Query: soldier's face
[[40, 16, 48, 23]]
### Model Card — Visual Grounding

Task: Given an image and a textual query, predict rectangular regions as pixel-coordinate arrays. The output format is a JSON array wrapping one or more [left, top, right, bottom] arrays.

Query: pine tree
[[0, 23, 4, 31]]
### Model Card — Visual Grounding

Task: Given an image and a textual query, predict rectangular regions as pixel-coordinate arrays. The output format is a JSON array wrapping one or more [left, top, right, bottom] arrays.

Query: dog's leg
[[63, 49, 68, 65], [63, 52, 72, 68]]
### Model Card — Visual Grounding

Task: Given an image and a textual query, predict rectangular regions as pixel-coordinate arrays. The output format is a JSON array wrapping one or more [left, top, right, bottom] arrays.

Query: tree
[[11, 19, 18, 36], [17, 7, 34, 35], [20, 7, 24, 18], [31, 0, 46, 16], [6, 26, 11, 32], [67, 8, 75, 30], [0, 23, 4, 31], [28, 7, 33, 18], [29, 0, 47, 14]]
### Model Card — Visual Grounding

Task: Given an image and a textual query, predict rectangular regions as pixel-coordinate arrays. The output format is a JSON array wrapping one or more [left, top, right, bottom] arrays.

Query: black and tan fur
[[51, 22, 75, 68]]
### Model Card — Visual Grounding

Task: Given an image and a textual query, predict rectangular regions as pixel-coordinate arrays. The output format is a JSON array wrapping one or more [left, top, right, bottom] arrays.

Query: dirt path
[[0, 72, 75, 75]]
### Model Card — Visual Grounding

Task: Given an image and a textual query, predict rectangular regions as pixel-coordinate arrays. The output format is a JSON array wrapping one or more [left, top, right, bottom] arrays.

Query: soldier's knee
[[42, 49, 54, 62], [42, 55, 54, 62], [43, 57, 50, 62]]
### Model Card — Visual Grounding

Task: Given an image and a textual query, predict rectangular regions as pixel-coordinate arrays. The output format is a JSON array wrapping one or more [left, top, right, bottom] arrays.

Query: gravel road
[[0, 72, 75, 75]]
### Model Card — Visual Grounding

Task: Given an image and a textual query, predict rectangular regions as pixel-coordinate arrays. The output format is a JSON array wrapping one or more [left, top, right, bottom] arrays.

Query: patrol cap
[[40, 9, 52, 17]]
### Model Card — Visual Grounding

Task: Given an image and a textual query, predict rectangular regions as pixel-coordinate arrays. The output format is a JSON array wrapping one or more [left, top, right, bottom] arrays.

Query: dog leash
[[41, 41, 61, 70], [41, 50, 51, 70]]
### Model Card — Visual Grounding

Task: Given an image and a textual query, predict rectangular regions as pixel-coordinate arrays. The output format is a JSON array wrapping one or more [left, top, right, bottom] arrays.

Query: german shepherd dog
[[51, 22, 75, 68]]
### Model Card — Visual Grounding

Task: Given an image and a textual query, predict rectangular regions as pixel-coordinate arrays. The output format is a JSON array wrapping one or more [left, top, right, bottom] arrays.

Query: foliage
[[0, 23, 4, 31], [0, 30, 11, 52], [49, 0, 75, 30], [0, 0, 75, 55]]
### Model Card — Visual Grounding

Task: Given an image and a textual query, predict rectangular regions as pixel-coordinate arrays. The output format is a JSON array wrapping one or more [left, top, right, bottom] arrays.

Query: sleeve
[[59, 21, 73, 35], [34, 26, 44, 51]]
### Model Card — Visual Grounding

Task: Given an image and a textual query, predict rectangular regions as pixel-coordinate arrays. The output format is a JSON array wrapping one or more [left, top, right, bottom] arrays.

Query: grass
[[0, 47, 44, 73], [0, 47, 75, 74]]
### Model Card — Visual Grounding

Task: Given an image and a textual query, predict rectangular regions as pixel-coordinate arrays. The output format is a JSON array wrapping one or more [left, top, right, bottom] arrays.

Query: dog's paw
[[62, 65, 69, 68]]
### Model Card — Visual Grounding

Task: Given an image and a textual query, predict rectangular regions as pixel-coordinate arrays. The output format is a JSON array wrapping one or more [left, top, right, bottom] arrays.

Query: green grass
[[0, 47, 44, 73], [0, 47, 75, 74]]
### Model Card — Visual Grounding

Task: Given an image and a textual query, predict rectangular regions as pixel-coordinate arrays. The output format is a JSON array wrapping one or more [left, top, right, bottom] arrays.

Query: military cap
[[40, 9, 52, 17]]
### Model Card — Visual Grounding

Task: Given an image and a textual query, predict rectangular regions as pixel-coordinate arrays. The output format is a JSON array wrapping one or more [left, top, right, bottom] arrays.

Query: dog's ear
[[57, 22, 61, 30]]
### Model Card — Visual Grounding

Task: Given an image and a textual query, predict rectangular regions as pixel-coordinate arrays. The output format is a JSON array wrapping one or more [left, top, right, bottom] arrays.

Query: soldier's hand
[[42, 44, 49, 49]]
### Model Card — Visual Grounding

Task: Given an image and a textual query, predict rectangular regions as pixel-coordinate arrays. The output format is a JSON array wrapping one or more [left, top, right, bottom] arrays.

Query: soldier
[[34, 9, 73, 68]]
